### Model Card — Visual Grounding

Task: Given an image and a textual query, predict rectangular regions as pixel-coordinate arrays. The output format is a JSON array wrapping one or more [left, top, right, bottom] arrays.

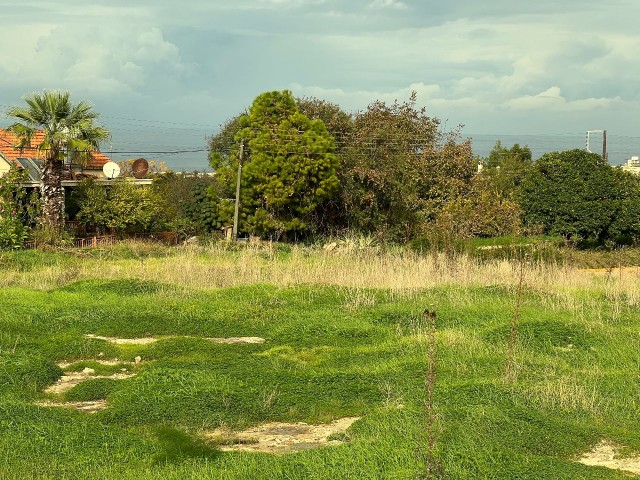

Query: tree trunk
[[40, 157, 65, 229]]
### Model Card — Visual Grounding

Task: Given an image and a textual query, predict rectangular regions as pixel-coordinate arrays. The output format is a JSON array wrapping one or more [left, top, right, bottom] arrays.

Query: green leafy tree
[[608, 168, 640, 244], [478, 141, 533, 198], [436, 186, 522, 239], [519, 149, 620, 242], [6, 90, 110, 230], [152, 172, 222, 235], [214, 90, 340, 239], [338, 93, 474, 240]]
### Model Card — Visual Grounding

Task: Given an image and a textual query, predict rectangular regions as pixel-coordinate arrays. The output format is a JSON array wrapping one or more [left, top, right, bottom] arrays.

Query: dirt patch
[[44, 370, 136, 394], [206, 337, 266, 344], [578, 440, 640, 475], [85, 334, 266, 345], [57, 359, 135, 368], [35, 400, 107, 414], [205, 417, 360, 454], [85, 334, 159, 345]]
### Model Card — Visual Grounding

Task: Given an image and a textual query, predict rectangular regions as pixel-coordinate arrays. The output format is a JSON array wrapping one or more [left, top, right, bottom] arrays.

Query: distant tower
[[585, 130, 607, 162]]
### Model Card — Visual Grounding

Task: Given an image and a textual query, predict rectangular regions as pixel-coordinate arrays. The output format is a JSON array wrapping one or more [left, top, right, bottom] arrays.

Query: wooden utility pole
[[232, 143, 244, 241], [602, 130, 607, 162]]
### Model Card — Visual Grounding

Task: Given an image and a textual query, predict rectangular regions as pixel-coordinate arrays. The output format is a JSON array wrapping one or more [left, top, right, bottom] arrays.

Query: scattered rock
[[205, 417, 360, 454], [206, 337, 266, 345], [82, 367, 96, 375], [578, 440, 640, 475], [134, 356, 142, 364]]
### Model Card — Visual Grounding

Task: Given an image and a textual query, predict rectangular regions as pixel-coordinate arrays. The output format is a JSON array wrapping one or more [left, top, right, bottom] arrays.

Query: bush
[[0, 168, 30, 250]]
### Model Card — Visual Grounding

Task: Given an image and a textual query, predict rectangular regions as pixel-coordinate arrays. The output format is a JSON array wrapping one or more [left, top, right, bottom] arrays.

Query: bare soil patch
[[85, 334, 159, 345], [57, 359, 135, 368], [85, 334, 266, 345], [205, 417, 360, 454], [206, 336, 266, 344], [578, 440, 640, 475], [35, 400, 108, 414], [44, 370, 136, 395]]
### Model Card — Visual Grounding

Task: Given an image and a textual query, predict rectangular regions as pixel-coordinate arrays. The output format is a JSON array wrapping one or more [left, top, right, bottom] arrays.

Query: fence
[[22, 232, 178, 250], [73, 235, 116, 248]]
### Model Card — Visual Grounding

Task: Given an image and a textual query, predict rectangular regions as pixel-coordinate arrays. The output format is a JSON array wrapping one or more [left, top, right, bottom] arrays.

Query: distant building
[[621, 156, 640, 175], [0, 128, 111, 184]]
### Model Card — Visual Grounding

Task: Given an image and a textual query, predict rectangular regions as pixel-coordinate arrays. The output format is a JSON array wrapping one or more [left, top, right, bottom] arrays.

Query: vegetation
[[69, 179, 164, 234], [0, 242, 639, 478], [519, 149, 640, 245], [0, 167, 32, 249], [210, 91, 340, 239], [5, 90, 110, 231]]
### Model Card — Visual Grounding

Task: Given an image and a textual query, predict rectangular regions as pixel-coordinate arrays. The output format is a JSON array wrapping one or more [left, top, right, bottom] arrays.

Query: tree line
[[202, 90, 640, 246], [2, 89, 640, 248]]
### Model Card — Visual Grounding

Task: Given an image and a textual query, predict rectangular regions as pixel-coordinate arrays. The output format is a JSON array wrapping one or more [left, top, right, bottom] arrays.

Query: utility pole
[[232, 143, 244, 241], [602, 130, 607, 162]]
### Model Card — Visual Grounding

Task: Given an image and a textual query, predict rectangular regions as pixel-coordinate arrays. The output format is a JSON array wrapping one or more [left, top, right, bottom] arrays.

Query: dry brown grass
[[1, 242, 638, 307]]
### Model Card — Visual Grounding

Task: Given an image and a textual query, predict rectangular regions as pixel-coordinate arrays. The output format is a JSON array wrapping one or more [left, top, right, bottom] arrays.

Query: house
[[0, 128, 113, 185], [622, 156, 640, 176]]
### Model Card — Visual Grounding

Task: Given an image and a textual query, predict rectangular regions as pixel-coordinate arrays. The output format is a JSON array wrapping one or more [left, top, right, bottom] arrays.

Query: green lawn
[[0, 245, 639, 479]]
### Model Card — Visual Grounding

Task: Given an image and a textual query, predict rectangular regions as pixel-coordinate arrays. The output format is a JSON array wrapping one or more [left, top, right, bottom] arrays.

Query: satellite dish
[[131, 158, 149, 179], [103, 161, 121, 179]]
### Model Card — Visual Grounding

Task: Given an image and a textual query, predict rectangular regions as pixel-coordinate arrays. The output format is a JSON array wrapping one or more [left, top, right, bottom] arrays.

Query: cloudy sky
[[1, 0, 638, 168]]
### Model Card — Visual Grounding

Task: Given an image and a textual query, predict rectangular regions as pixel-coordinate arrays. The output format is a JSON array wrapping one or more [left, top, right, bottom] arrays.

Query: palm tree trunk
[[40, 157, 65, 229]]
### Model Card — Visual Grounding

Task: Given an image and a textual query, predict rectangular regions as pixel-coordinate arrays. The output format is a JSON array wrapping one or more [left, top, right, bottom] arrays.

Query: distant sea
[[467, 133, 640, 167], [106, 129, 640, 172]]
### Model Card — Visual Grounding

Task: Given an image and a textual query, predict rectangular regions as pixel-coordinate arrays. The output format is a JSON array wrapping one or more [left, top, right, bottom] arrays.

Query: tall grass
[[1, 241, 638, 307]]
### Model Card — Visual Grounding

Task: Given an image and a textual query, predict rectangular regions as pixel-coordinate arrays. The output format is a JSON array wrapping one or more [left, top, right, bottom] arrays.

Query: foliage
[[337, 93, 474, 241], [436, 187, 523, 239], [518, 149, 637, 243], [608, 168, 640, 244], [6, 90, 110, 230], [213, 90, 340, 239], [478, 141, 533, 198], [71, 179, 163, 233], [208, 115, 243, 172], [152, 172, 222, 235], [0, 167, 29, 250]]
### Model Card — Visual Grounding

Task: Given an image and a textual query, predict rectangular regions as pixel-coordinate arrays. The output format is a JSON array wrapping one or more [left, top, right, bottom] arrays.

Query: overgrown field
[[1, 242, 639, 479]]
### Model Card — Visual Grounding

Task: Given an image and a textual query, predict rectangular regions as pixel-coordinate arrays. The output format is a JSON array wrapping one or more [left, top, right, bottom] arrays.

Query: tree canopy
[[519, 149, 623, 242], [6, 90, 110, 231], [210, 90, 339, 239]]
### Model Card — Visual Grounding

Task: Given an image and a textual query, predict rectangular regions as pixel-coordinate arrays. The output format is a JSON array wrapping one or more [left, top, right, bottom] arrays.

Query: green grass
[[0, 245, 639, 478]]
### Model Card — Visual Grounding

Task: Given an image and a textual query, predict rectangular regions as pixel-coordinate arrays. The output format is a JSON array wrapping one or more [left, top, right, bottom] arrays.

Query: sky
[[1, 0, 638, 169]]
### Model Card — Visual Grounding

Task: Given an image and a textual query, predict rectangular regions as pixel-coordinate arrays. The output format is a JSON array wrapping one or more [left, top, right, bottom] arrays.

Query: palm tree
[[6, 90, 110, 229]]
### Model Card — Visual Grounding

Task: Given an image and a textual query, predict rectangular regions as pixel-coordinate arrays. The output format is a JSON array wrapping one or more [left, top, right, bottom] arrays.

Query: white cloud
[[368, 0, 408, 10], [0, 23, 188, 96]]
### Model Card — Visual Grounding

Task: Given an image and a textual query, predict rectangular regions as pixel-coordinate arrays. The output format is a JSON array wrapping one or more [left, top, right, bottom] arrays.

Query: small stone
[[134, 356, 142, 364], [82, 367, 95, 375], [98, 352, 104, 357]]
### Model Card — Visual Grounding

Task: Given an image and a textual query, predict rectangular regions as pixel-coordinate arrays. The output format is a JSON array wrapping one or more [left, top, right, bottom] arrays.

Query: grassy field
[[1, 242, 639, 479]]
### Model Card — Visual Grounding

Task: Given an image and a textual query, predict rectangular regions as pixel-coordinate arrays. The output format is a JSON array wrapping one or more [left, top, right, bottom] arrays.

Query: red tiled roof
[[0, 128, 110, 169]]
